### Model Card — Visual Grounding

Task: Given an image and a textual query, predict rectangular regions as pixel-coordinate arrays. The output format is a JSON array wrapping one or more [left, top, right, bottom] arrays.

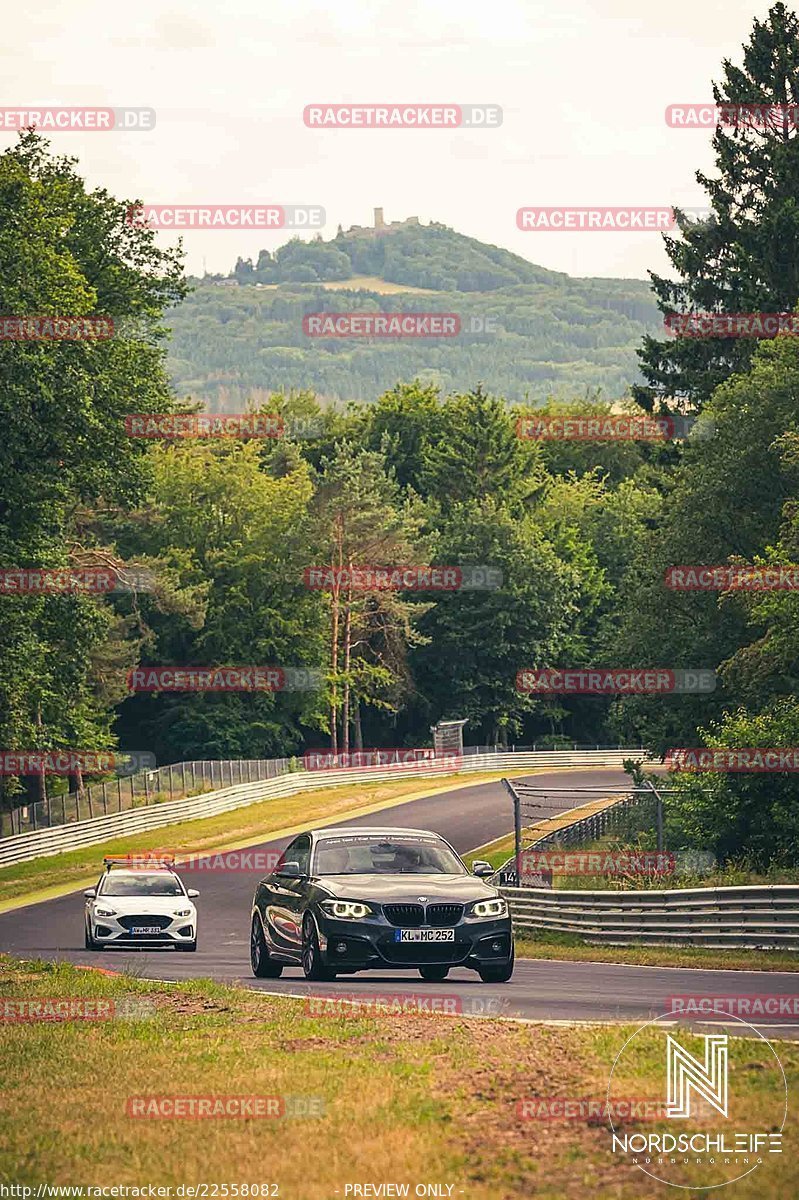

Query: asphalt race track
[[2, 767, 797, 1037]]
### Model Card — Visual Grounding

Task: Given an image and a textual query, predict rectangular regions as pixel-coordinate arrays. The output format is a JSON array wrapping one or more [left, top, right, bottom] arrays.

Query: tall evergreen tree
[[636, 3, 799, 412]]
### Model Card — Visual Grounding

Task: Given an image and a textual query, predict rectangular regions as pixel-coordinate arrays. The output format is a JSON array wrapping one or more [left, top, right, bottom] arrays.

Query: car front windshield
[[100, 873, 185, 897], [313, 836, 465, 876]]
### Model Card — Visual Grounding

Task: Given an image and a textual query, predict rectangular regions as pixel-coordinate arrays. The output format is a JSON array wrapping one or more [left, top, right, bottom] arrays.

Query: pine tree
[[635, 3, 799, 412]]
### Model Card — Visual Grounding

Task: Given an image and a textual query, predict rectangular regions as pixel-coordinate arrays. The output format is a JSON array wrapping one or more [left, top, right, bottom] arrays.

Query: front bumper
[[89, 913, 196, 946], [315, 912, 512, 971]]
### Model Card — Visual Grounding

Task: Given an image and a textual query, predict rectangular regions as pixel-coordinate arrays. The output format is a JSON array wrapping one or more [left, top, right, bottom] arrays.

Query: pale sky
[[0, 0, 778, 280]]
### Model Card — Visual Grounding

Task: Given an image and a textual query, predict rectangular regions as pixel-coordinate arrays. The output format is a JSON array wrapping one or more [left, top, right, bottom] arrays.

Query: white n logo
[[666, 1033, 728, 1119]]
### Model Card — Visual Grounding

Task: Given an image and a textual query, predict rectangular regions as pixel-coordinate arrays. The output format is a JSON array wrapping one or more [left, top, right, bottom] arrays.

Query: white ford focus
[[84, 857, 199, 951]]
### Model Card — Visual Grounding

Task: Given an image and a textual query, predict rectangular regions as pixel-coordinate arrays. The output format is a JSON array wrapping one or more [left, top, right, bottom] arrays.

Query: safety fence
[[0, 758, 292, 837], [494, 791, 654, 886], [0, 748, 650, 867], [501, 883, 799, 950]]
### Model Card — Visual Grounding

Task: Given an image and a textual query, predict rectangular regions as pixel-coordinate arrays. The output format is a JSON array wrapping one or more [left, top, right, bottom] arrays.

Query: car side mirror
[[279, 860, 303, 878], [472, 860, 494, 877], [84, 888, 97, 899], [187, 889, 199, 899]]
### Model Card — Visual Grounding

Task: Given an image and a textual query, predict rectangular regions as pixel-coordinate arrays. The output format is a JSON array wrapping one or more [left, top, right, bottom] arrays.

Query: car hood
[[92, 896, 193, 914], [313, 873, 499, 903]]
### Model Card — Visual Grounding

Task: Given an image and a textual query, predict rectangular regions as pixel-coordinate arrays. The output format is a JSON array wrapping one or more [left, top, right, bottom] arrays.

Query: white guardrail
[[0, 750, 649, 867], [501, 885, 799, 950]]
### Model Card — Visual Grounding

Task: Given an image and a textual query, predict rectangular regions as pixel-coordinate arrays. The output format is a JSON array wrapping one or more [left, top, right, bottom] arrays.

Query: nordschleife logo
[[606, 1013, 787, 1190], [666, 1033, 728, 1119]]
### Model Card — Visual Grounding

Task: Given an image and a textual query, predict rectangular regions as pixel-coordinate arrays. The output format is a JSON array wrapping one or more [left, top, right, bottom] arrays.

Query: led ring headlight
[[471, 898, 508, 919], [320, 900, 372, 919]]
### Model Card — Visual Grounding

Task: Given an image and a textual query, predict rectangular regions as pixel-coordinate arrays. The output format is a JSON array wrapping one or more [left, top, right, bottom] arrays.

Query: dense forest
[[167, 228, 661, 405], [3, 5, 799, 868]]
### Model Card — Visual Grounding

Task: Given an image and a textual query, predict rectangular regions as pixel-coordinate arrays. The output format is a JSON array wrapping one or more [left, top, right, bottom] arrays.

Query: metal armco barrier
[[501, 885, 799, 950], [0, 749, 650, 867]]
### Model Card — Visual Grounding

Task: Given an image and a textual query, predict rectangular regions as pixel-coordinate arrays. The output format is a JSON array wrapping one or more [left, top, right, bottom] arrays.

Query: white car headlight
[[320, 900, 372, 919], [94, 906, 116, 917], [173, 908, 193, 917], [471, 897, 508, 919]]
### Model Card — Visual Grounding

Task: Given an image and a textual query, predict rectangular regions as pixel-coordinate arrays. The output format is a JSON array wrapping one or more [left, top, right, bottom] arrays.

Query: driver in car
[[388, 844, 423, 872]]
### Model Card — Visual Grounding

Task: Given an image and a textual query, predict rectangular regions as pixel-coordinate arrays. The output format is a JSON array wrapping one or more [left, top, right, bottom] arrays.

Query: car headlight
[[470, 897, 508, 919], [173, 908, 193, 917], [320, 899, 372, 919], [94, 907, 116, 917]]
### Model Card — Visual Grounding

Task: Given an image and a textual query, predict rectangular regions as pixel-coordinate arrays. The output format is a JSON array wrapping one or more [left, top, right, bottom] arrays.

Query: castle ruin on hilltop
[[337, 208, 423, 237]]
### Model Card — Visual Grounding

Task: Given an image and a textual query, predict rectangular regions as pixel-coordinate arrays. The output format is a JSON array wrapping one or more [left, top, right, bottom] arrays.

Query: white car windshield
[[100, 873, 185, 897], [313, 836, 466, 876]]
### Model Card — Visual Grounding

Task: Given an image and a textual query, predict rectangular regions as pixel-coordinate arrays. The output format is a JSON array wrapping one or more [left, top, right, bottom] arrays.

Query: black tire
[[301, 915, 336, 982], [250, 914, 283, 978], [478, 945, 514, 984], [85, 923, 100, 951], [419, 965, 450, 981], [179, 941, 197, 953]]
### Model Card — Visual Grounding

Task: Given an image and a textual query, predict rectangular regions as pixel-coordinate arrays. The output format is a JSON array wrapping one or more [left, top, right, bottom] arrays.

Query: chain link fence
[[0, 758, 292, 838]]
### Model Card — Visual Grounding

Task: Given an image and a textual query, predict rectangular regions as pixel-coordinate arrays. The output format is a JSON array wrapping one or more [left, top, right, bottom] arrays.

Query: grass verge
[[1, 958, 796, 1198], [514, 931, 799, 972]]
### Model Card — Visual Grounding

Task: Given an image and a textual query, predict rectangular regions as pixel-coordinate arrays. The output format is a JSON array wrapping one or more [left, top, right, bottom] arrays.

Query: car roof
[[312, 826, 444, 839]]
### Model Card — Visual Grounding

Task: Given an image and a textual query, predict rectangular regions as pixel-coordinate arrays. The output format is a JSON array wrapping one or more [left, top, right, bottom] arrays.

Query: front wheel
[[302, 916, 336, 981], [478, 945, 514, 983], [179, 941, 197, 953], [85, 923, 100, 951], [419, 965, 449, 981], [250, 914, 283, 978]]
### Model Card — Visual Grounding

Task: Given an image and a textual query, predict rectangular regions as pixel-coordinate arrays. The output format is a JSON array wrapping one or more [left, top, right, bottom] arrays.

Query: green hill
[[165, 219, 661, 405]]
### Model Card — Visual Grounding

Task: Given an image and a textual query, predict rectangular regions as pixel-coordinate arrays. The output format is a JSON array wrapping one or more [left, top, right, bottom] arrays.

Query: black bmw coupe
[[250, 826, 514, 983]]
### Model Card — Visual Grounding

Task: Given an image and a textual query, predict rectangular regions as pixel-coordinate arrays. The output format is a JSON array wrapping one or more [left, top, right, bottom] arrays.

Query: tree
[[612, 333, 799, 751], [664, 700, 799, 866], [420, 386, 545, 511], [0, 131, 185, 810], [412, 499, 586, 744], [112, 441, 326, 761], [312, 444, 430, 753], [636, 3, 799, 412]]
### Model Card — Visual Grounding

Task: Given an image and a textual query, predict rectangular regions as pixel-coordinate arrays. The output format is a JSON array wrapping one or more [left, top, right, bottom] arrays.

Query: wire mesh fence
[[496, 781, 665, 886], [0, 758, 292, 838]]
